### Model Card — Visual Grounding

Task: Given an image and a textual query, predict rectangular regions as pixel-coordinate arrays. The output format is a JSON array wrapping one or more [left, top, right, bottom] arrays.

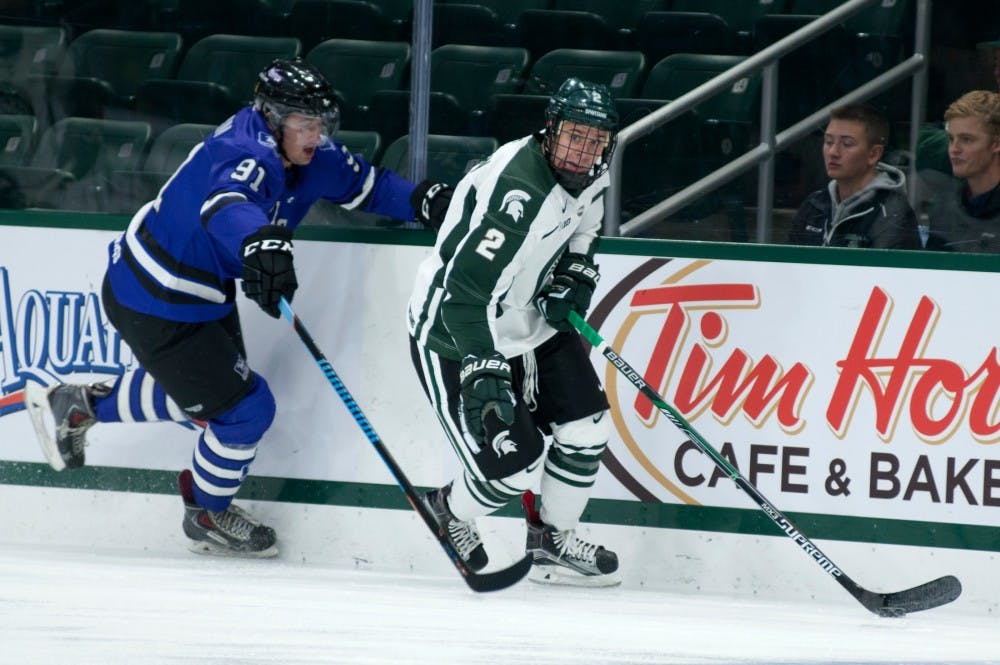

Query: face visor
[[258, 98, 341, 140]]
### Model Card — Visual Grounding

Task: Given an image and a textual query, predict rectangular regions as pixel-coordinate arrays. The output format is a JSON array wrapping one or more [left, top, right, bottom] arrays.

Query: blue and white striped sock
[[92, 368, 188, 423]]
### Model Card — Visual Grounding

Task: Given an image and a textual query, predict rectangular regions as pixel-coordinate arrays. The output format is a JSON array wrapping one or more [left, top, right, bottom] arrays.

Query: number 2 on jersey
[[476, 228, 505, 260]]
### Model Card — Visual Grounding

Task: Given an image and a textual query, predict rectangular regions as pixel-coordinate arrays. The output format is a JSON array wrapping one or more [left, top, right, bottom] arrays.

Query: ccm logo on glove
[[243, 237, 292, 256]]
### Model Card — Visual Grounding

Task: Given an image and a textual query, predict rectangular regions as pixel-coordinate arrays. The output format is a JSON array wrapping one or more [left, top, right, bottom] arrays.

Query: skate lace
[[552, 529, 599, 565], [59, 415, 95, 457], [447, 519, 482, 557], [209, 508, 256, 541]]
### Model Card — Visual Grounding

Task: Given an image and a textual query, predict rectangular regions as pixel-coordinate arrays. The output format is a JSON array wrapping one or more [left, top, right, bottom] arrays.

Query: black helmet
[[543, 77, 619, 192], [254, 58, 340, 135]]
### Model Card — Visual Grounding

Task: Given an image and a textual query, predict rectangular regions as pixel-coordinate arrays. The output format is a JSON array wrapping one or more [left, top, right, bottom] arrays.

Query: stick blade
[[863, 575, 962, 617], [463, 553, 534, 593]]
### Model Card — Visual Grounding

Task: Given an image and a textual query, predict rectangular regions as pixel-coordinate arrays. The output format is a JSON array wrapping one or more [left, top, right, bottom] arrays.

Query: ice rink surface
[[2, 541, 998, 665]]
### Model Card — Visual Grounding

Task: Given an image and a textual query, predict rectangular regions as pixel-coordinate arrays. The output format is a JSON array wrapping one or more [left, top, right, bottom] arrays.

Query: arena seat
[[524, 48, 647, 98], [379, 133, 498, 185], [306, 39, 410, 130], [0, 114, 36, 167], [431, 44, 530, 129]]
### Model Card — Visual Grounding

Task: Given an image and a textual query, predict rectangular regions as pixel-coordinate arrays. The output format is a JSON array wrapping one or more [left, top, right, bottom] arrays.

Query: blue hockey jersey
[[106, 106, 416, 322]]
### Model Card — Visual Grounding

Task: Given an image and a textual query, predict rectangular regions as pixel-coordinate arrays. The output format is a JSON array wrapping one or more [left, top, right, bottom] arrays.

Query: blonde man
[[927, 90, 1000, 252]]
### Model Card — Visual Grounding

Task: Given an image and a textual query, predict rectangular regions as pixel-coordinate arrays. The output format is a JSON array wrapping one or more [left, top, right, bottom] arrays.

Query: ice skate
[[424, 483, 488, 572], [523, 493, 620, 587], [24, 381, 109, 471], [178, 469, 278, 558]]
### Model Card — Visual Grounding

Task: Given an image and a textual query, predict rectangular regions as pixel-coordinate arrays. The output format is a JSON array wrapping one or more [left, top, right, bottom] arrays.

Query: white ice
[[2, 539, 998, 665]]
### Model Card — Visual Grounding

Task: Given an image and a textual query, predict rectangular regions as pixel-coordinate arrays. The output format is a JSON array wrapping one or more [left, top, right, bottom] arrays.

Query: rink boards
[[1, 212, 999, 613]]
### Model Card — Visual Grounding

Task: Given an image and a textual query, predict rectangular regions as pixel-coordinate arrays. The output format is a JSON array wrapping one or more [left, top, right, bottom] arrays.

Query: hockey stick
[[278, 297, 532, 592], [569, 310, 961, 617]]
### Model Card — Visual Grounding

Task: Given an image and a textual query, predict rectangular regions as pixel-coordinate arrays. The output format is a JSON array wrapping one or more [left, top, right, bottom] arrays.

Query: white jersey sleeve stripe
[[340, 168, 375, 210], [125, 202, 228, 304]]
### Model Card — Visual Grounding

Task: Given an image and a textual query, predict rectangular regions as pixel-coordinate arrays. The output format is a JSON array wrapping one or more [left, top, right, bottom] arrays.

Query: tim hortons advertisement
[[1, 224, 998, 531], [588, 256, 1000, 528]]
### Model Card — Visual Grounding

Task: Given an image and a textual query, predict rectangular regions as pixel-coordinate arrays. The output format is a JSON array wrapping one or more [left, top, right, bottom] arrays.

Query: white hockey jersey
[[407, 135, 607, 360]]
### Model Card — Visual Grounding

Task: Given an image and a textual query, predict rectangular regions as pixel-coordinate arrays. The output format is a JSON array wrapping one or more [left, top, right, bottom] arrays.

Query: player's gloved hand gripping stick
[[278, 297, 532, 592], [568, 310, 961, 617]]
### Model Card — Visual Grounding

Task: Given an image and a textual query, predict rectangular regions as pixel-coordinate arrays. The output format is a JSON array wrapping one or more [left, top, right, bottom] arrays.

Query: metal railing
[[604, 0, 932, 242]]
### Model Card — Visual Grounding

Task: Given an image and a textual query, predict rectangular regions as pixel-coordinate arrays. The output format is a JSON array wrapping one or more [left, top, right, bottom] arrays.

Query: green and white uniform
[[407, 135, 606, 360], [407, 134, 611, 535]]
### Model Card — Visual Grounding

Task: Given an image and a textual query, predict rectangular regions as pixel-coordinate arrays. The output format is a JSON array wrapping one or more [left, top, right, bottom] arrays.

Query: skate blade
[[528, 564, 621, 588], [23, 382, 66, 472], [186, 540, 279, 559]]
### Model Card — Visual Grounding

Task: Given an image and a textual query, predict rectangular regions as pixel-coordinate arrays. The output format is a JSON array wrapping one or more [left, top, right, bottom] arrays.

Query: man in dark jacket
[[788, 103, 921, 249], [926, 90, 1000, 252]]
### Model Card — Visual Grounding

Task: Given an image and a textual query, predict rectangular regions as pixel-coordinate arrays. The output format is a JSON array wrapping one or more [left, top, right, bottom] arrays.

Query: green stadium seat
[[432, 4, 509, 48], [524, 49, 647, 98], [173, 34, 302, 105], [518, 10, 620, 61], [288, 1, 400, 51], [23, 28, 184, 129], [637, 54, 762, 219], [335, 129, 382, 163], [788, 0, 913, 121], [0, 114, 36, 167], [30, 117, 151, 177], [55, 29, 183, 103], [789, 0, 911, 35], [752, 14, 850, 126], [551, 0, 662, 32], [135, 80, 234, 135], [379, 134, 498, 185], [136, 34, 301, 134], [29, 117, 152, 211], [373, 0, 413, 29], [366, 90, 467, 145], [670, 0, 786, 34], [0, 25, 67, 83], [431, 45, 530, 127], [434, 0, 549, 33], [0, 165, 75, 209], [22, 73, 116, 126], [108, 122, 215, 213], [161, 0, 276, 45], [486, 93, 547, 144], [613, 97, 701, 219], [635, 12, 737, 63], [306, 39, 410, 130], [142, 122, 215, 173]]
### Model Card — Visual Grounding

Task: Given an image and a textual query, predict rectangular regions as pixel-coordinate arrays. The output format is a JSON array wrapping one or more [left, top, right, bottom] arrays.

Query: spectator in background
[[787, 103, 921, 249], [917, 34, 1000, 178], [925, 90, 1000, 252]]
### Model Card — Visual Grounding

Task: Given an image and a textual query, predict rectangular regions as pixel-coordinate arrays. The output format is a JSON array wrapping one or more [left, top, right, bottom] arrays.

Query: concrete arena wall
[[1, 214, 999, 617]]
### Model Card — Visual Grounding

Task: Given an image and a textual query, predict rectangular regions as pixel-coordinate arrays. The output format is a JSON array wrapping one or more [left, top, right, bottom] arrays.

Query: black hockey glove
[[240, 225, 297, 319], [535, 252, 600, 332], [410, 179, 453, 231], [459, 352, 516, 448]]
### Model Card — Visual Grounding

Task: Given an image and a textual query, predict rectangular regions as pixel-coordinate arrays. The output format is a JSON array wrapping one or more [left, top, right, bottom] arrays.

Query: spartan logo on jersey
[[499, 190, 531, 222], [257, 131, 277, 148], [490, 429, 517, 457]]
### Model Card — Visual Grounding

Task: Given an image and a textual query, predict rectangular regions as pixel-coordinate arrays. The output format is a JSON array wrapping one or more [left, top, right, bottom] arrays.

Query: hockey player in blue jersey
[[24, 58, 447, 557]]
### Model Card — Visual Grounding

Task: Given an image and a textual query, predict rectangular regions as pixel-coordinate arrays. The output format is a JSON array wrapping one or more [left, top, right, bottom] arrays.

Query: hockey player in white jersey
[[407, 78, 620, 586]]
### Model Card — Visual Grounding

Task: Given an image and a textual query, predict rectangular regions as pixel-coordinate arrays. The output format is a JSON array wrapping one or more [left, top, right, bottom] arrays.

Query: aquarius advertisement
[[1, 223, 998, 533]]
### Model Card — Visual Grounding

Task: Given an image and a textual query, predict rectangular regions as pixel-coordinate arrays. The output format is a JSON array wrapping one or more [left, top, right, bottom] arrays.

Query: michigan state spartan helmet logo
[[499, 190, 531, 222]]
